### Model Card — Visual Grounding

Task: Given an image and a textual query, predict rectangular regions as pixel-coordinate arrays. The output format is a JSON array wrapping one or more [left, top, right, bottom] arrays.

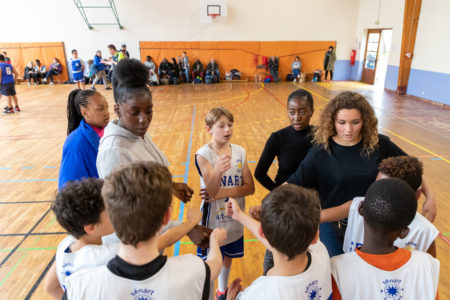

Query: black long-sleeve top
[[255, 126, 314, 191], [287, 134, 406, 209]]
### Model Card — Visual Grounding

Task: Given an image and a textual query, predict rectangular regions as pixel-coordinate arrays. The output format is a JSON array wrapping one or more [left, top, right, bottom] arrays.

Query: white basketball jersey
[[65, 254, 208, 300], [236, 241, 332, 300], [56, 235, 119, 290], [195, 144, 246, 245], [343, 197, 439, 253], [331, 250, 439, 300]]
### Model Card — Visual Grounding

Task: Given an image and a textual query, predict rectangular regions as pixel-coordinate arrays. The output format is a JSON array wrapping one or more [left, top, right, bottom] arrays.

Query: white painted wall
[[0, 0, 359, 61], [354, 0, 404, 66], [412, 0, 450, 73]]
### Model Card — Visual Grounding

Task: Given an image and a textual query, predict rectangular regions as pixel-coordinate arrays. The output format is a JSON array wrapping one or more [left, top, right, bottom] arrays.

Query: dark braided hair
[[67, 89, 97, 135], [112, 58, 151, 105]]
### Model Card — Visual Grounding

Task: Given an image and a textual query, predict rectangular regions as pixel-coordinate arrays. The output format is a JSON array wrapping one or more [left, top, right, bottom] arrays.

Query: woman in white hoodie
[[97, 58, 211, 247]]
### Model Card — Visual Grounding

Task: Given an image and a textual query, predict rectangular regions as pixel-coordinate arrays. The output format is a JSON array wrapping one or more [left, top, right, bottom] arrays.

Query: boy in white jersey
[[343, 156, 438, 257], [64, 162, 227, 300], [45, 178, 204, 299], [44, 179, 116, 299], [195, 107, 255, 300], [225, 184, 332, 300], [331, 178, 440, 300], [71, 49, 85, 90]]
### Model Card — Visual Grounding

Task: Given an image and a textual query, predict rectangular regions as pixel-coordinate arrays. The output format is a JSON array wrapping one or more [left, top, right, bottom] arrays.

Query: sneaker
[[91, 87, 96, 91], [50, 82, 54, 86], [215, 289, 227, 300], [28, 82, 31, 86], [42, 78, 47, 83], [3, 107, 14, 114], [105, 87, 112, 90], [3, 106, 8, 111], [14, 106, 20, 112]]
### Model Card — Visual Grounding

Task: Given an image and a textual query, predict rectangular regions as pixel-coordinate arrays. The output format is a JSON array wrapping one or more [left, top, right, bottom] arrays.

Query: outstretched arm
[[226, 198, 271, 250], [214, 162, 255, 199]]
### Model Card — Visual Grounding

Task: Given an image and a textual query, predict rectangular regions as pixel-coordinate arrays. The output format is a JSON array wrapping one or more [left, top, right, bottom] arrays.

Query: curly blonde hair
[[313, 91, 379, 154]]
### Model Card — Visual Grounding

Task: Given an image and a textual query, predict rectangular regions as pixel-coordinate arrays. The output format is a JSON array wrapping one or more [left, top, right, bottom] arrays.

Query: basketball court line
[[25, 255, 55, 299], [0, 232, 66, 237], [173, 105, 196, 257]]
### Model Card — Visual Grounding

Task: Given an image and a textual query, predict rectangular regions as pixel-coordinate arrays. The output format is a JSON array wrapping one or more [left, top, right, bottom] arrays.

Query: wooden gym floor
[[0, 81, 449, 299]]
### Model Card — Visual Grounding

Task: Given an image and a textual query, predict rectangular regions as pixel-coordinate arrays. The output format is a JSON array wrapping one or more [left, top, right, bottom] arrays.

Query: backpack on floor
[[161, 77, 170, 85], [212, 74, 219, 83], [172, 77, 179, 85], [286, 73, 294, 81], [193, 76, 202, 84]]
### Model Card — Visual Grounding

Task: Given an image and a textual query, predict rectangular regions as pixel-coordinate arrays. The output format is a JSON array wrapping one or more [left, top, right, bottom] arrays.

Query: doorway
[[362, 28, 393, 85]]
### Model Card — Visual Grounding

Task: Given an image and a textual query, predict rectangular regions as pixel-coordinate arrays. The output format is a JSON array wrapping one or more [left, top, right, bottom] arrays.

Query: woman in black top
[[255, 89, 314, 273], [255, 89, 314, 190], [287, 91, 436, 257]]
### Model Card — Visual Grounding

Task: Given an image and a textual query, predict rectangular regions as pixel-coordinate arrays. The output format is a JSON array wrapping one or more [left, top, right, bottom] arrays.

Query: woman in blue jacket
[[58, 89, 110, 189], [91, 50, 111, 90]]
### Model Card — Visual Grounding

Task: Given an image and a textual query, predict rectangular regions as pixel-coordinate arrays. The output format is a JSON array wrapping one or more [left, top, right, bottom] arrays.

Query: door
[[362, 29, 382, 84]]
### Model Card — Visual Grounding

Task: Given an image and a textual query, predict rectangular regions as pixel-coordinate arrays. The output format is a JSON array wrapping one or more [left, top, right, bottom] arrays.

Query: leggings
[[325, 70, 333, 80]]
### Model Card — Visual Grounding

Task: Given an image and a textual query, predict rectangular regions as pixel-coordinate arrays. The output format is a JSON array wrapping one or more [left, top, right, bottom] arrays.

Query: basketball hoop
[[209, 13, 219, 19]]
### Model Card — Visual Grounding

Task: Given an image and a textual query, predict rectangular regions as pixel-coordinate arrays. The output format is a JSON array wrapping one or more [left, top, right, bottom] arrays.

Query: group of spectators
[[144, 52, 221, 85], [23, 58, 63, 85]]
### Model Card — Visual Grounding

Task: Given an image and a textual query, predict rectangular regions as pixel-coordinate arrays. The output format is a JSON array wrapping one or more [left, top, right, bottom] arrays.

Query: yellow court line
[[292, 83, 450, 165], [382, 128, 450, 164]]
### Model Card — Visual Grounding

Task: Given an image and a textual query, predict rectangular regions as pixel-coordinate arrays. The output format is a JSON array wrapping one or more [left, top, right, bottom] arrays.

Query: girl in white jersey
[[195, 107, 255, 299], [331, 178, 440, 300]]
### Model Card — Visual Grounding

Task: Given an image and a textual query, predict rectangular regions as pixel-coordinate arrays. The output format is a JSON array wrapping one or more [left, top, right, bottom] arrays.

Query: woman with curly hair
[[287, 91, 436, 257]]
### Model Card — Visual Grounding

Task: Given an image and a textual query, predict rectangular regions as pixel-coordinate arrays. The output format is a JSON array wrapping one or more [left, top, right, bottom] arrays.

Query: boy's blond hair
[[205, 107, 234, 128]]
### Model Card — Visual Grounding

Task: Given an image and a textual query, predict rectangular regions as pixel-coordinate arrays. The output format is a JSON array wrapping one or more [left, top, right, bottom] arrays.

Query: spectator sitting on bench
[[192, 59, 204, 82], [206, 58, 220, 79], [24, 61, 38, 86], [158, 58, 171, 77], [291, 56, 302, 82], [43, 58, 63, 85], [34, 59, 47, 84]]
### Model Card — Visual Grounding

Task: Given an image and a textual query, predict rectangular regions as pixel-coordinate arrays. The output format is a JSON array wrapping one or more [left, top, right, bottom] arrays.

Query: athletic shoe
[[3, 106, 8, 111], [14, 106, 20, 112], [91, 87, 96, 91], [3, 107, 14, 114], [42, 78, 47, 83], [215, 289, 227, 300], [50, 82, 54, 86], [105, 87, 112, 90]]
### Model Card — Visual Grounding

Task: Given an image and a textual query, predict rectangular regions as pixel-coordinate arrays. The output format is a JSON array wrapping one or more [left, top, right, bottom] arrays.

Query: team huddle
[[43, 59, 439, 300]]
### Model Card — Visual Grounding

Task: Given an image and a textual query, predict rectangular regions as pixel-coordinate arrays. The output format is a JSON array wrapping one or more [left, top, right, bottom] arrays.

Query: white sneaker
[[293, 79, 297, 83], [28, 82, 31, 86], [50, 82, 54, 86]]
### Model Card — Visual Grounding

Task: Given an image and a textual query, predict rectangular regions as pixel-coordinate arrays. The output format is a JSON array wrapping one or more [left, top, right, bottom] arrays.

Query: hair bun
[[113, 58, 149, 88]]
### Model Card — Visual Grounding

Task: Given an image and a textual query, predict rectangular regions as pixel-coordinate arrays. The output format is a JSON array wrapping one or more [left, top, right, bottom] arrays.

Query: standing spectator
[[24, 61, 38, 85], [158, 58, 170, 77], [71, 49, 85, 90], [268, 56, 279, 82], [91, 50, 111, 90], [2, 52, 11, 64], [105, 44, 124, 82], [120, 44, 130, 58], [44, 58, 63, 85], [206, 58, 220, 78], [323, 46, 336, 81], [191, 59, 204, 81], [181, 51, 190, 82], [291, 56, 302, 82], [34, 59, 47, 84], [84, 60, 94, 85]]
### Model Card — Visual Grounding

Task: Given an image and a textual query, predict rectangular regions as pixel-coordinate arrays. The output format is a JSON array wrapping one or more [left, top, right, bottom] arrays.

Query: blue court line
[[0, 201, 53, 204], [21, 167, 34, 170], [0, 179, 57, 183], [431, 157, 442, 161], [172, 175, 184, 178], [44, 166, 57, 169], [173, 105, 196, 257], [0, 168, 11, 170]]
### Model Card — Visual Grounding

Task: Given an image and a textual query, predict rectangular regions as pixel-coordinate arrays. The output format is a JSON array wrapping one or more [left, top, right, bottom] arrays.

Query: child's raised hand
[[249, 205, 261, 221], [226, 278, 243, 300], [187, 225, 212, 249], [215, 154, 231, 174], [172, 182, 194, 203], [210, 228, 227, 246], [226, 198, 242, 220], [186, 208, 202, 225]]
